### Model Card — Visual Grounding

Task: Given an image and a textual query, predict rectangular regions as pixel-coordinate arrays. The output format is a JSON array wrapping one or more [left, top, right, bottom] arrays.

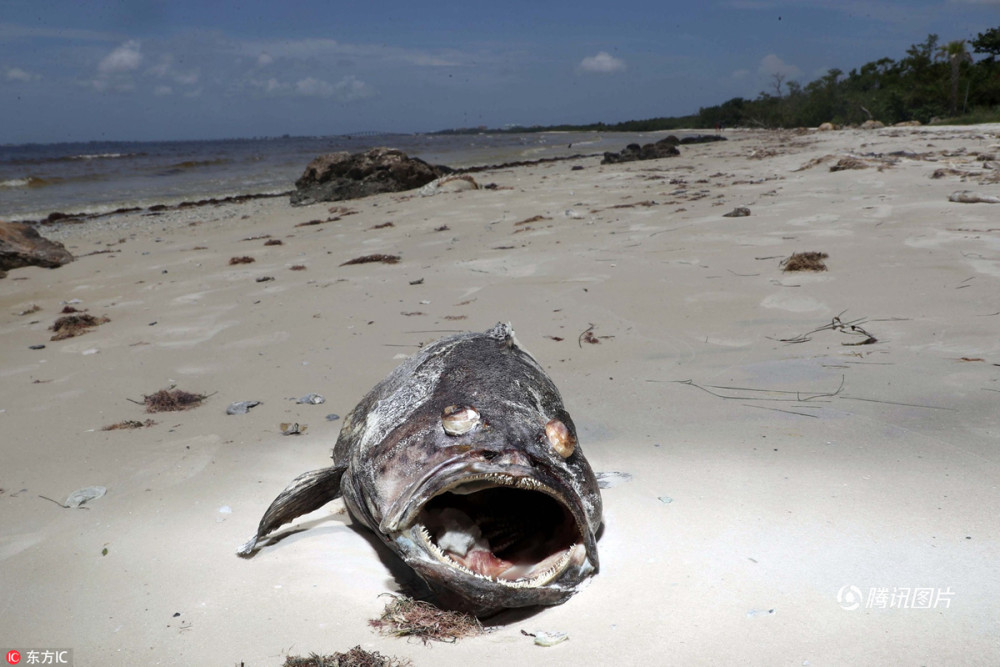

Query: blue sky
[[1, 0, 998, 143]]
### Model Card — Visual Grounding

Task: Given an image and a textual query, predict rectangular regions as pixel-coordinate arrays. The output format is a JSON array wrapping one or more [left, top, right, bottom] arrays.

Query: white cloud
[[154, 85, 173, 96], [6, 66, 39, 82], [579, 51, 626, 73], [257, 52, 273, 67], [758, 54, 801, 79], [295, 76, 333, 97], [293, 75, 375, 102], [99, 40, 142, 74]]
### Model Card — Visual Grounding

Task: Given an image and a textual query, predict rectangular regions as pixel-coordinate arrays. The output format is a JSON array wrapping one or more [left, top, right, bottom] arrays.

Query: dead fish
[[237, 323, 603, 616]]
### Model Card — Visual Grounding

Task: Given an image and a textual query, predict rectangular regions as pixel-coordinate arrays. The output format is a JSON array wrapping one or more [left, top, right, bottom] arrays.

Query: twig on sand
[[578, 324, 597, 347], [661, 376, 845, 403], [772, 311, 878, 345]]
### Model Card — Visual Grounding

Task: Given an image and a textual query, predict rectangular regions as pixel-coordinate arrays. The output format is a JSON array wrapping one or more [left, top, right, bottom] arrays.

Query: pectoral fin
[[236, 465, 346, 557]]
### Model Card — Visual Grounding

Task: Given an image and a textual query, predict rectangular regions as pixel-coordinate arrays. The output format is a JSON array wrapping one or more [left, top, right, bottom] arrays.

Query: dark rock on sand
[[602, 137, 680, 164], [601, 134, 727, 164], [0, 221, 74, 279], [290, 147, 449, 206]]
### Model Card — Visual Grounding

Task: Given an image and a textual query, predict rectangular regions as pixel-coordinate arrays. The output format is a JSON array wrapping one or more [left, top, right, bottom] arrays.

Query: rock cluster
[[601, 135, 726, 164], [0, 221, 74, 279], [290, 147, 448, 206]]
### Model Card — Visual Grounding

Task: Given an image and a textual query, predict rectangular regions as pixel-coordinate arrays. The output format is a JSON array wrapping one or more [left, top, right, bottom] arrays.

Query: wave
[[0, 176, 57, 189], [170, 158, 230, 169], [68, 152, 143, 161]]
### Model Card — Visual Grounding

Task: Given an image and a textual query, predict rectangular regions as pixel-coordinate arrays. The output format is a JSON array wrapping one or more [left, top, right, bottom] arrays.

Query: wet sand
[[2, 126, 999, 665]]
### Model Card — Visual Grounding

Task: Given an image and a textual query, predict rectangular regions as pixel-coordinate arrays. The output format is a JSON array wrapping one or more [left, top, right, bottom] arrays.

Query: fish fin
[[236, 465, 346, 557]]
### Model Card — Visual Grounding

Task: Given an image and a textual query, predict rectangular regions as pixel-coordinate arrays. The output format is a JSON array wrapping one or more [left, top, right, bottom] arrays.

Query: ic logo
[[6, 650, 20, 665]]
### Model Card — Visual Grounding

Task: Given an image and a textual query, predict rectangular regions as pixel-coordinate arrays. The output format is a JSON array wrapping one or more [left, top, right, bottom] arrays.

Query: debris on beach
[[948, 190, 1000, 204], [283, 646, 411, 667], [0, 221, 75, 279], [341, 254, 401, 266], [264, 238, 283, 245], [280, 422, 307, 435], [369, 221, 395, 229], [139, 388, 208, 413], [829, 157, 869, 171], [102, 419, 156, 430], [722, 206, 751, 217], [369, 594, 483, 644], [49, 313, 110, 340], [419, 174, 480, 196], [16, 304, 41, 316], [289, 264, 307, 271], [65, 485, 107, 508], [226, 401, 261, 415], [781, 251, 828, 272], [521, 630, 570, 647], [296, 393, 325, 405], [229, 256, 255, 264]]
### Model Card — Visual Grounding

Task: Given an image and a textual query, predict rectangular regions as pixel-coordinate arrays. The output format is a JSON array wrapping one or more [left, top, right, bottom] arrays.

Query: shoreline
[[2, 125, 999, 665]]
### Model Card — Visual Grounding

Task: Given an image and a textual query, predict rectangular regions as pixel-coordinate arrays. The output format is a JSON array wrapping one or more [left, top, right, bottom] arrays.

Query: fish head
[[360, 397, 603, 616]]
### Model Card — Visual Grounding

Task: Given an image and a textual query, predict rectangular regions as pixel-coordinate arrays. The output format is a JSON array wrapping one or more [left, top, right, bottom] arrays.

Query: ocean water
[[0, 131, 651, 221]]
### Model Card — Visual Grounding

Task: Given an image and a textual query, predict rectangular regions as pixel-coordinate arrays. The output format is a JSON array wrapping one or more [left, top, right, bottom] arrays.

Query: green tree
[[972, 27, 1000, 61]]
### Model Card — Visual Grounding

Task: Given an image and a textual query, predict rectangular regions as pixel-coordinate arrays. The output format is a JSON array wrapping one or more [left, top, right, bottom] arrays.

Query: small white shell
[[442, 405, 480, 436], [545, 419, 575, 458]]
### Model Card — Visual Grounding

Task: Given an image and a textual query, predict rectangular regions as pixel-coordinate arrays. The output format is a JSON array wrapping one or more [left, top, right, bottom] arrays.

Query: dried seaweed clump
[[142, 388, 207, 413], [103, 419, 157, 431], [369, 594, 483, 644], [283, 647, 410, 667], [341, 254, 401, 266], [49, 314, 110, 341], [229, 256, 256, 265], [781, 251, 828, 272]]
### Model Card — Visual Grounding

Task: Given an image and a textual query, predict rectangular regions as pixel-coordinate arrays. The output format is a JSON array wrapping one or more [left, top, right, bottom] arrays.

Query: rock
[[601, 135, 726, 164], [0, 222, 74, 278], [290, 147, 448, 206], [817, 122, 837, 131], [860, 120, 885, 130], [894, 120, 922, 127], [602, 137, 680, 164]]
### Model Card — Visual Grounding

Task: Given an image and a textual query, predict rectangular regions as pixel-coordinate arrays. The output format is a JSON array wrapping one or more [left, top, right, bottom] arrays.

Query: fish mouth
[[389, 467, 596, 588]]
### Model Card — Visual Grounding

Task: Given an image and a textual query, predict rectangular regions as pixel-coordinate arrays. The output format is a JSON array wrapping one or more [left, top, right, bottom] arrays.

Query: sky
[[1, 0, 999, 144]]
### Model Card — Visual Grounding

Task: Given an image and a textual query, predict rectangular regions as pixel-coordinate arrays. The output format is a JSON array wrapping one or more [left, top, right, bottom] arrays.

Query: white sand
[[2, 126, 999, 665]]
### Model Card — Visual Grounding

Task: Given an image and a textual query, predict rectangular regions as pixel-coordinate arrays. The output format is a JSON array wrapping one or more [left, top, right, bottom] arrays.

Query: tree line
[[445, 27, 1000, 134]]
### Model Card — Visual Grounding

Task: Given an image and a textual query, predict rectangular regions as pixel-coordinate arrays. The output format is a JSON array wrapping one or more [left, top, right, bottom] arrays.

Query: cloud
[[257, 52, 273, 67], [154, 85, 173, 96], [5, 66, 39, 82], [758, 54, 801, 79], [99, 40, 142, 74], [294, 75, 375, 101], [579, 51, 626, 73]]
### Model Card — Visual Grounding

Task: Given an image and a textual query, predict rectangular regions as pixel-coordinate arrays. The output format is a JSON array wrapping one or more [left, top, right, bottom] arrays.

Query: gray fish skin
[[238, 323, 603, 616]]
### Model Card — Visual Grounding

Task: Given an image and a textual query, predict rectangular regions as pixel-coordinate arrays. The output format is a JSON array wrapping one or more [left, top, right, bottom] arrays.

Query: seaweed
[[369, 594, 483, 644], [136, 388, 209, 413], [229, 256, 255, 265], [283, 646, 410, 667], [102, 419, 157, 430], [49, 314, 110, 340], [341, 254, 401, 266], [781, 251, 828, 272]]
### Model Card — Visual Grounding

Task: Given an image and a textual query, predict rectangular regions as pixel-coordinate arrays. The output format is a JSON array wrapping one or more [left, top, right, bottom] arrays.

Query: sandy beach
[[2, 126, 999, 665]]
